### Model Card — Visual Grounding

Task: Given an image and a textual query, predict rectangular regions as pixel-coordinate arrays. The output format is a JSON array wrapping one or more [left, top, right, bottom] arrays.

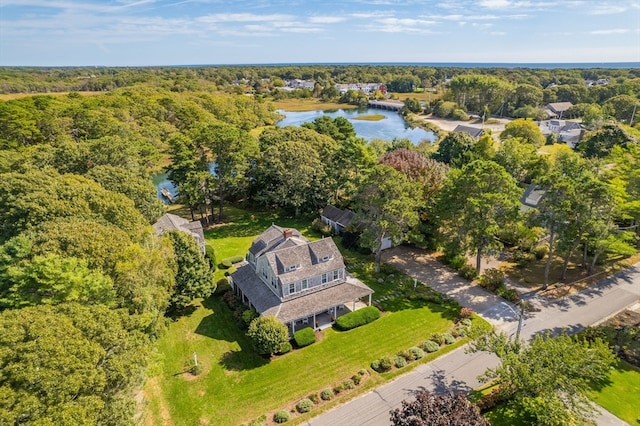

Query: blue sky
[[1, 0, 639, 66]]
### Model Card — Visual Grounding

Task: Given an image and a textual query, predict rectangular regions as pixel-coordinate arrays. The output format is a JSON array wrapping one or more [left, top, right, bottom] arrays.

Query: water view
[[154, 108, 435, 200], [276, 107, 436, 145]]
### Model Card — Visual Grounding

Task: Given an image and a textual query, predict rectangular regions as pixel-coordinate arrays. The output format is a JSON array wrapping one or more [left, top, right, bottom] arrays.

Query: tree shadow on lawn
[[195, 296, 269, 371]]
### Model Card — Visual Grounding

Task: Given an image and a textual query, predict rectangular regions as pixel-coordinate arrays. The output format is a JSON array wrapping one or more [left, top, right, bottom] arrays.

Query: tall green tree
[[437, 160, 521, 273], [167, 133, 209, 220], [433, 131, 477, 167], [165, 231, 215, 311], [471, 331, 615, 426], [192, 122, 258, 219], [253, 140, 327, 216], [0, 303, 150, 425], [500, 118, 546, 147], [355, 165, 421, 272]]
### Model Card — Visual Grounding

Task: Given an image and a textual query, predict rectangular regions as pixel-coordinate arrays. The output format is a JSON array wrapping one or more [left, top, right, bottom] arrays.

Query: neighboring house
[[229, 225, 374, 334], [545, 102, 574, 119], [452, 124, 484, 140], [520, 184, 546, 212], [538, 119, 583, 148], [321, 205, 355, 234], [152, 213, 206, 253], [320, 205, 394, 250]]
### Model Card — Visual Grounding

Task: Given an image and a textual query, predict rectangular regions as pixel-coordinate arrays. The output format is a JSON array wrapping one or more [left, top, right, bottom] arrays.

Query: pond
[[153, 108, 435, 201], [276, 107, 436, 145]]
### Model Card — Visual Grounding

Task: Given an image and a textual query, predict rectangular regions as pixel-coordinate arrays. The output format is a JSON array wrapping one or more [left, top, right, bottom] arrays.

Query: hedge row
[[220, 255, 244, 269], [334, 306, 380, 331]]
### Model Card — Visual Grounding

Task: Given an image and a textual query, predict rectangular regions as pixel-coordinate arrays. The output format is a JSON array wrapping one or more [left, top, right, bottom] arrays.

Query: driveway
[[305, 246, 639, 426]]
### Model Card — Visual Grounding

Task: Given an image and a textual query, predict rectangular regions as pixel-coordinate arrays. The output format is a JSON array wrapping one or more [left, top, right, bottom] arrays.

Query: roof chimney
[[283, 229, 293, 239]]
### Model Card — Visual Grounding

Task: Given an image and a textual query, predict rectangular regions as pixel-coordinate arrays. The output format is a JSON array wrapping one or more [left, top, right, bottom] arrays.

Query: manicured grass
[[145, 205, 490, 425], [145, 290, 470, 425], [353, 114, 386, 121], [589, 360, 640, 424]]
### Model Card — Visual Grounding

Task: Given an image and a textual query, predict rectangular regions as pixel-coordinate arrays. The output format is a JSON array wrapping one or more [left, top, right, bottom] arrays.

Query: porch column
[[313, 313, 317, 329], [353, 300, 356, 311], [368, 294, 372, 306], [291, 321, 296, 334]]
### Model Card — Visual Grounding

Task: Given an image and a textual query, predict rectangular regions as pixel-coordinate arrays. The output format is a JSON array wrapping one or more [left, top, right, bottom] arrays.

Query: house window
[[321, 273, 328, 284], [287, 264, 300, 272], [321, 255, 332, 262], [333, 270, 339, 280], [289, 283, 295, 294], [301, 279, 308, 290]]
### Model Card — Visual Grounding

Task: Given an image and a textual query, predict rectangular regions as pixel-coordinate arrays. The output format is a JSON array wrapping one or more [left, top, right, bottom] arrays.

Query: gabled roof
[[547, 102, 573, 114], [452, 124, 484, 139], [321, 205, 355, 227], [152, 213, 205, 249], [248, 225, 305, 258], [265, 237, 344, 285], [520, 184, 546, 211]]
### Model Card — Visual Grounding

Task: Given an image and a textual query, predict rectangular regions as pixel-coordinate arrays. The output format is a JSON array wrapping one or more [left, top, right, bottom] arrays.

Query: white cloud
[[590, 28, 632, 34], [308, 16, 346, 24]]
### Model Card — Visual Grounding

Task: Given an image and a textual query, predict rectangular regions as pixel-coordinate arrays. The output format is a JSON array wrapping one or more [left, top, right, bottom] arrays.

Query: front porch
[[289, 300, 369, 334]]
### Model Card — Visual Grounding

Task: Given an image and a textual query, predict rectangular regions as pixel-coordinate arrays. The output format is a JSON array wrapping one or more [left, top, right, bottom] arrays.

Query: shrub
[[497, 287, 520, 302], [451, 108, 469, 121], [334, 306, 380, 331], [447, 254, 466, 270], [221, 255, 244, 269], [320, 389, 333, 401], [442, 333, 456, 345], [224, 266, 236, 276], [311, 218, 333, 236], [308, 393, 320, 404], [216, 277, 231, 294], [247, 316, 290, 356], [379, 356, 393, 371], [296, 399, 313, 414], [461, 318, 472, 327], [342, 379, 355, 390], [351, 374, 361, 385], [458, 263, 478, 280], [430, 333, 445, 345], [273, 411, 290, 423], [409, 346, 425, 360], [293, 327, 316, 348], [422, 340, 440, 353], [459, 307, 474, 319], [190, 363, 203, 376], [452, 326, 466, 338], [533, 244, 549, 260], [479, 268, 504, 290], [370, 359, 381, 372], [241, 309, 259, 328], [205, 244, 217, 271], [358, 368, 367, 376], [277, 342, 292, 355], [398, 349, 414, 361], [394, 355, 407, 368]]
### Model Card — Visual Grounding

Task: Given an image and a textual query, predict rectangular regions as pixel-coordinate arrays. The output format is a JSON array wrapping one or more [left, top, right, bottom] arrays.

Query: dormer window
[[287, 264, 301, 272], [321, 255, 332, 262]]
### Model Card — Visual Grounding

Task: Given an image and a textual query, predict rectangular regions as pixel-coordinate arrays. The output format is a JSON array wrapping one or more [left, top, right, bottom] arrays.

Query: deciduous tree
[[247, 316, 289, 356], [390, 390, 488, 426]]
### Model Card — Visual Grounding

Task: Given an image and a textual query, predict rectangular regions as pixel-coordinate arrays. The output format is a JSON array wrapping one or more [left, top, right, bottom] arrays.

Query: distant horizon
[[3, 61, 640, 70], [2, 1, 638, 67]]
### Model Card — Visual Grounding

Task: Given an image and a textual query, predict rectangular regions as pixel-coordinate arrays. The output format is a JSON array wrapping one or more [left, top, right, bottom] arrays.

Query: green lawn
[[589, 360, 640, 424], [144, 205, 490, 425]]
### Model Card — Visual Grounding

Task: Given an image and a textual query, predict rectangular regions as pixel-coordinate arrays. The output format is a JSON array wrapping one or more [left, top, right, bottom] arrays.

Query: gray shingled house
[[452, 124, 485, 140], [320, 205, 356, 234], [229, 225, 374, 334], [152, 213, 206, 253]]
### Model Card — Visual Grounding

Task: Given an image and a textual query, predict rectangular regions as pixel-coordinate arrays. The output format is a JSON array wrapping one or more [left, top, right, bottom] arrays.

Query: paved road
[[305, 247, 640, 426]]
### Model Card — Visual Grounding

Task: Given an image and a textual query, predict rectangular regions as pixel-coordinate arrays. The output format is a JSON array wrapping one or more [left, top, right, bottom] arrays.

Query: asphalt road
[[305, 250, 640, 426]]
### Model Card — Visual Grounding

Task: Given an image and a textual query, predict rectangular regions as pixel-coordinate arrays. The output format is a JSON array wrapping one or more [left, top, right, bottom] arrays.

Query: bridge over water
[[367, 99, 404, 111]]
